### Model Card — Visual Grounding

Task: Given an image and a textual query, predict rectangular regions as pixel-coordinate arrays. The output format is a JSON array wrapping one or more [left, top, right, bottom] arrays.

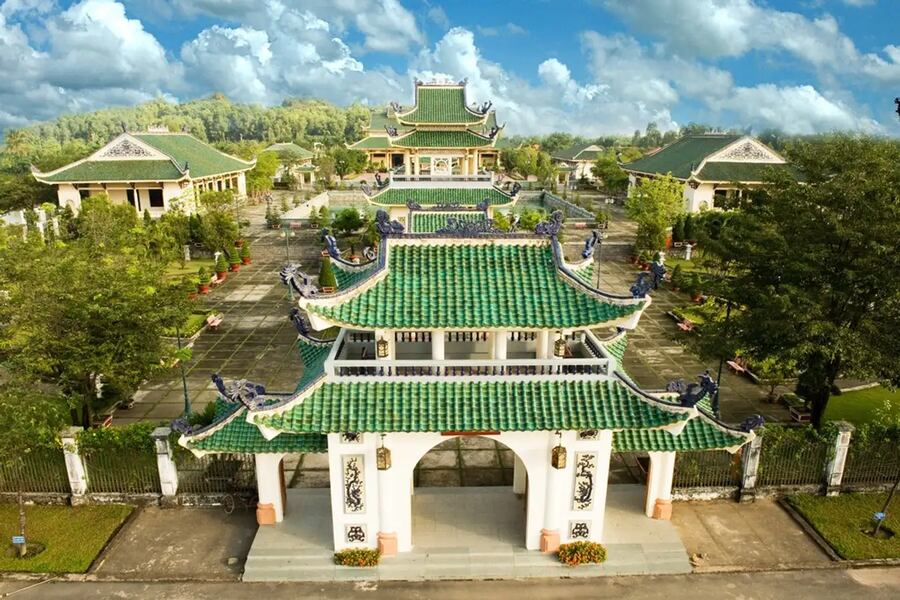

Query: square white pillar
[[61, 426, 88, 497], [152, 427, 178, 498], [255, 453, 286, 524], [492, 331, 508, 360], [536, 330, 550, 359], [645, 451, 676, 519]]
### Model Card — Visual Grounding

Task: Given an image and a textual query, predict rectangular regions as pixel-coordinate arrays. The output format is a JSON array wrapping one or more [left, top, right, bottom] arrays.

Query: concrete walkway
[[243, 485, 690, 582]]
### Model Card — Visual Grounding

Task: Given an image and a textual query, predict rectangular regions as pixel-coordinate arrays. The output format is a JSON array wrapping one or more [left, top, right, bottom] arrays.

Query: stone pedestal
[[377, 532, 398, 556], [256, 502, 276, 525], [540, 528, 560, 553], [653, 498, 673, 520]]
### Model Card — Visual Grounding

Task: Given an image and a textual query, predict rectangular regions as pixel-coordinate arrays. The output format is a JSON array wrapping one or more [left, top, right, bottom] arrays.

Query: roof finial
[[120, 122, 127, 133]]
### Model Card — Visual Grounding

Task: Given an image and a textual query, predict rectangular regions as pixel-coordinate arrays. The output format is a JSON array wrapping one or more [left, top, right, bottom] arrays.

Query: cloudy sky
[[1, 0, 898, 136]]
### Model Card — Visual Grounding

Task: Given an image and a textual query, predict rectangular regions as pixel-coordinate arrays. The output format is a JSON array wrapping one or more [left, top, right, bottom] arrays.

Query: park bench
[[726, 359, 747, 375], [782, 392, 811, 423], [206, 313, 224, 331]]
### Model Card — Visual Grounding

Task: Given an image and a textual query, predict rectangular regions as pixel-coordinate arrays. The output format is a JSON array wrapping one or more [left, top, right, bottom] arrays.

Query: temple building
[[620, 134, 794, 212], [32, 129, 255, 216], [551, 143, 604, 184], [178, 178, 757, 562], [265, 142, 318, 188], [349, 80, 503, 176]]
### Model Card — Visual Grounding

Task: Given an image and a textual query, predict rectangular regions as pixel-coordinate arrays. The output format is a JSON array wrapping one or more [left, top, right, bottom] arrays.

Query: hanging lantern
[[377, 435, 391, 470], [376, 337, 389, 358], [554, 335, 566, 358], [551, 431, 567, 469]]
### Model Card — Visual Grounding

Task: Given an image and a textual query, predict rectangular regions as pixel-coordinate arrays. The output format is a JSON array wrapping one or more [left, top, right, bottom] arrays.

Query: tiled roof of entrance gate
[[612, 418, 747, 452], [396, 86, 486, 125], [410, 211, 486, 233], [367, 185, 515, 207], [301, 242, 644, 330], [254, 379, 689, 434], [183, 403, 327, 454]]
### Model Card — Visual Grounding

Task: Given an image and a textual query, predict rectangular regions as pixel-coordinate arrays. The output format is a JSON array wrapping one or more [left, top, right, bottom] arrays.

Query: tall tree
[[625, 174, 684, 253], [694, 137, 900, 427], [330, 148, 367, 180]]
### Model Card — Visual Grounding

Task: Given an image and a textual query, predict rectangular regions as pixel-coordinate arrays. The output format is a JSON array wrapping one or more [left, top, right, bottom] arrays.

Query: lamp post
[[283, 228, 292, 262], [712, 299, 733, 418], [175, 326, 191, 416]]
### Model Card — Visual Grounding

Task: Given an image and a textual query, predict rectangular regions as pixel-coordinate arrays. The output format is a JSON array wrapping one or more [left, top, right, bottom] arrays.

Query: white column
[[513, 455, 527, 494], [432, 330, 445, 375], [590, 430, 614, 541], [536, 330, 550, 359], [377, 464, 398, 556], [541, 437, 566, 552], [645, 451, 676, 519], [61, 426, 88, 498], [403, 153, 411, 175], [255, 453, 286, 524], [739, 434, 763, 502], [825, 422, 854, 496], [413, 155, 420, 176], [152, 427, 179, 499], [492, 331, 508, 360]]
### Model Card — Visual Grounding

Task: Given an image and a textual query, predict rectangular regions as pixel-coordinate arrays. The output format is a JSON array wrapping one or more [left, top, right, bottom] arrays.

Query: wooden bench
[[782, 393, 811, 423], [206, 314, 224, 331], [726, 360, 747, 375]]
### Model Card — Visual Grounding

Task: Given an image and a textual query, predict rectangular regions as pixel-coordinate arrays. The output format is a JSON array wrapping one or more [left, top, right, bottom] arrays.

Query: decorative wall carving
[[97, 139, 155, 159], [572, 452, 597, 511], [569, 521, 591, 539], [345, 524, 367, 543], [716, 141, 773, 162], [577, 430, 599, 440], [342, 455, 365, 513], [341, 432, 363, 444]]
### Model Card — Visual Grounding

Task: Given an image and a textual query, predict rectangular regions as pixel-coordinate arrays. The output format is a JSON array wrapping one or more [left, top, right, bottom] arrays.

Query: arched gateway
[[177, 108, 754, 560]]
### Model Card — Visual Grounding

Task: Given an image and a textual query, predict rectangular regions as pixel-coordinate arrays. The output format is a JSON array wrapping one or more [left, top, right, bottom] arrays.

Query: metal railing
[[390, 173, 493, 184], [674, 450, 742, 489], [757, 433, 831, 487], [842, 438, 900, 486], [328, 356, 611, 380], [0, 448, 70, 494], [82, 448, 161, 494], [174, 450, 257, 494]]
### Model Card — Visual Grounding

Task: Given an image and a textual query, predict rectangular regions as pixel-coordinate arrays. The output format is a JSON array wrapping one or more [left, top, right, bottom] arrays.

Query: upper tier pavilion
[[177, 201, 758, 559], [349, 79, 503, 176]]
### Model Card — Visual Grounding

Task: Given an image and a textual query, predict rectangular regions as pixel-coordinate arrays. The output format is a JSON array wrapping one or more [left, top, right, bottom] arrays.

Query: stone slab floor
[[242, 485, 690, 582]]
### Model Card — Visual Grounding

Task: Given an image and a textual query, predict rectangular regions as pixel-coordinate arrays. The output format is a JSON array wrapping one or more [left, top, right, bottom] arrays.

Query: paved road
[[1, 568, 898, 599]]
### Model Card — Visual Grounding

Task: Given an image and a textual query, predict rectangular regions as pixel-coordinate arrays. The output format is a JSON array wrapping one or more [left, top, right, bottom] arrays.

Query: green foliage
[[492, 211, 511, 232], [691, 136, 900, 428], [825, 386, 900, 426], [227, 247, 240, 265], [197, 266, 208, 284], [333, 208, 364, 236], [318, 256, 337, 289], [501, 146, 556, 183], [626, 174, 684, 254], [198, 197, 238, 254], [318, 205, 332, 228], [591, 151, 629, 193], [0, 387, 68, 468], [517, 208, 547, 231], [240, 243, 250, 260], [787, 493, 900, 560], [314, 154, 336, 183], [77, 421, 157, 452], [247, 151, 279, 195], [330, 148, 367, 180], [333, 548, 380, 567], [188, 401, 218, 428], [76, 195, 139, 251], [215, 253, 228, 273], [682, 213, 695, 241], [557, 541, 608, 566], [672, 215, 685, 242]]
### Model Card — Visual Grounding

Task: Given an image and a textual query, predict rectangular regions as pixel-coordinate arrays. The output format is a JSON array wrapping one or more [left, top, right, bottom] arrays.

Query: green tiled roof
[[694, 162, 797, 183], [613, 418, 747, 452], [185, 405, 327, 454], [349, 136, 393, 150], [553, 144, 603, 161], [392, 130, 493, 148], [397, 86, 485, 124], [621, 134, 742, 179], [35, 160, 185, 183], [134, 134, 253, 178], [295, 339, 332, 391], [570, 262, 594, 286], [304, 242, 643, 329], [334, 262, 377, 290], [265, 142, 314, 159], [368, 186, 514, 206], [601, 332, 628, 363], [410, 211, 485, 233], [256, 379, 688, 434]]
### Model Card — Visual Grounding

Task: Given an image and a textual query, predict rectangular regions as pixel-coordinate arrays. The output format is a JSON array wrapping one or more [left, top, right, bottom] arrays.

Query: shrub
[[240, 244, 250, 260], [228, 248, 240, 265], [672, 215, 685, 242], [557, 541, 607, 567], [334, 548, 380, 567], [319, 256, 337, 289], [670, 264, 683, 288], [215, 253, 228, 273], [187, 401, 217, 428], [197, 266, 208, 284]]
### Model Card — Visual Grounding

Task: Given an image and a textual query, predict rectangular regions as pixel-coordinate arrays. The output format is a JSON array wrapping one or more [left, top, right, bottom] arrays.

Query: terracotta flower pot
[[235, 240, 244, 248], [242, 257, 251, 265], [229, 263, 240, 272], [216, 271, 227, 281], [198, 283, 210, 295]]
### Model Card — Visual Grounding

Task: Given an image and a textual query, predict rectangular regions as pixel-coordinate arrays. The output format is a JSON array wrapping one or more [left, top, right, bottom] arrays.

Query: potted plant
[[228, 248, 241, 272], [215, 253, 228, 281], [319, 256, 337, 294], [669, 264, 683, 292], [235, 238, 244, 248], [240, 243, 251, 265], [197, 266, 210, 294]]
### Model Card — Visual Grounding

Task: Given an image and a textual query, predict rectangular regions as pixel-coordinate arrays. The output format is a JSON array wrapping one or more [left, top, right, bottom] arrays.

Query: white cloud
[[841, 0, 874, 6], [1, 0, 55, 18], [602, 0, 900, 85], [476, 22, 526, 37], [425, 4, 449, 30]]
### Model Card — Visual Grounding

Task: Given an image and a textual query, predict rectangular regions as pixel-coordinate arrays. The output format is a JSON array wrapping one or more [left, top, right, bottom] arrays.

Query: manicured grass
[[164, 258, 216, 282], [787, 493, 900, 560], [825, 386, 900, 426], [0, 504, 133, 573], [163, 312, 212, 338]]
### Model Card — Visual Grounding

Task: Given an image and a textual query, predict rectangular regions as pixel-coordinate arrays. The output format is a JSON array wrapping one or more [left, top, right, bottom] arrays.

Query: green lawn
[[825, 386, 900, 426], [163, 311, 212, 338], [0, 504, 133, 573], [164, 258, 216, 282], [787, 493, 900, 560]]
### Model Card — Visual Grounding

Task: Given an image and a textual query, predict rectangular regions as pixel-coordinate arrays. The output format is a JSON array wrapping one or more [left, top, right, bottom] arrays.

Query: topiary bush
[[557, 541, 607, 567], [334, 548, 380, 567], [319, 256, 337, 290]]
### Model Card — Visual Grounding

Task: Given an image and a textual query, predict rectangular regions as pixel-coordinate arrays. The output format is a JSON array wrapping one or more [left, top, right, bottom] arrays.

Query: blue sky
[[1, 0, 898, 136]]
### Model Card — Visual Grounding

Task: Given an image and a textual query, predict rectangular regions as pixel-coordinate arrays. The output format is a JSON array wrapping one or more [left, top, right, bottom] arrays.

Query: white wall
[[683, 183, 714, 213], [57, 184, 81, 213]]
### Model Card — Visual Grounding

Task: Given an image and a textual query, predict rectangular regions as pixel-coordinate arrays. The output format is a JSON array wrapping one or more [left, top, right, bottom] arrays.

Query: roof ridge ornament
[[211, 373, 271, 410], [666, 371, 718, 408], [535, 210, 563, 236], [630, 272, 652, 298], [375, 209, 405, 236], [279, 263, 318, 298]]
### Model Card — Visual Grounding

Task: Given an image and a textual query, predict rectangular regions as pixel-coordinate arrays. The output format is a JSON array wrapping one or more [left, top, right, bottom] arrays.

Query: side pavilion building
[[620, 134, 794, 212], [178, 195, 756, 558], [349, 80, 503, 176], [32, 129, 255, 216]]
